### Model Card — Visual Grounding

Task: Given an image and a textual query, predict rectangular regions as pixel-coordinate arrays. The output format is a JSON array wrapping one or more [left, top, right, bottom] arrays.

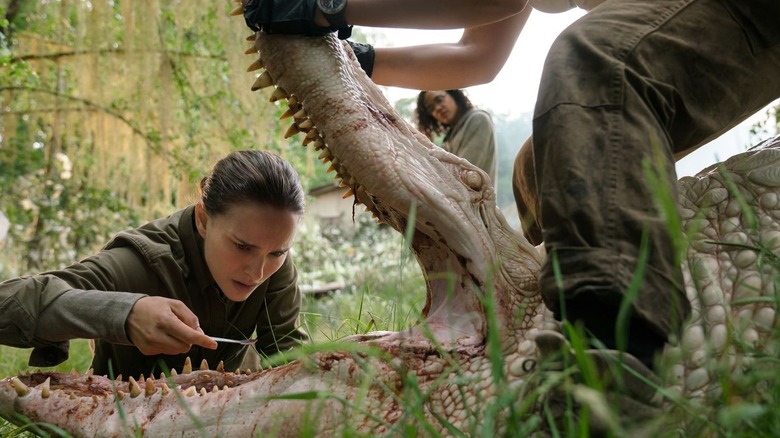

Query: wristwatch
[[316, 0, 348, 29]]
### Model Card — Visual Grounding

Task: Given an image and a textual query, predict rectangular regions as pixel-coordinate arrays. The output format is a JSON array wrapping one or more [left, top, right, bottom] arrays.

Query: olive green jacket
[[0, 205, 304, 378]]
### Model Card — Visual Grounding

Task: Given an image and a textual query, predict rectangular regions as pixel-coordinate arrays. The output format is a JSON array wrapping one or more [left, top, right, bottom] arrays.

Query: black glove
[[243, 0, 352, 39], [347, 41, 375, 78]]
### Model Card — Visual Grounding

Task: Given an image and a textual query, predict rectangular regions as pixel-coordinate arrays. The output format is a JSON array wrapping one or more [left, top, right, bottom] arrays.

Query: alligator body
[[0, 31, 778, 437]]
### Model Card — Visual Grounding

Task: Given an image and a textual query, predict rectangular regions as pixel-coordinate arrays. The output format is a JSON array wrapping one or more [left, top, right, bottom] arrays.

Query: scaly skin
[[0, 32, 777, 436]]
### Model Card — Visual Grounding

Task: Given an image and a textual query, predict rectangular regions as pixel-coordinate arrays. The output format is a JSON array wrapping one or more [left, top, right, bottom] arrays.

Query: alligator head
[[0, 30, 778, 436]]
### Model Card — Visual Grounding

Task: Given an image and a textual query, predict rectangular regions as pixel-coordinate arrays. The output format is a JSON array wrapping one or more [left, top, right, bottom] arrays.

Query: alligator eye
[[463, 170, 483, 191]]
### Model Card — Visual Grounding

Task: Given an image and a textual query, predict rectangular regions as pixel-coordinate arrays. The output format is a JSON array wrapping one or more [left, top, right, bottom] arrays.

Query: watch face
[[318, 0, 346, 15]]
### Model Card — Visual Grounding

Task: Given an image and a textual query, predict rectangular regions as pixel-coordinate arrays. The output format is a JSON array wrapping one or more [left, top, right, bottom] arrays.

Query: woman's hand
[[126, 296, 217, 355]]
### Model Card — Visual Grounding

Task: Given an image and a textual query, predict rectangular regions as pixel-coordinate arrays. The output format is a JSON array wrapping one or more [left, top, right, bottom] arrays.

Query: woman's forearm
[[346, 0, 529, 29], [370, 9, 531, 89]]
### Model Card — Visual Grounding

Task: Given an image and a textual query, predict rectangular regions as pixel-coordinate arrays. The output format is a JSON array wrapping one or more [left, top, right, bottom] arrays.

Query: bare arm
[[371, 10, 532, 90], [343, 0, 528, 29]]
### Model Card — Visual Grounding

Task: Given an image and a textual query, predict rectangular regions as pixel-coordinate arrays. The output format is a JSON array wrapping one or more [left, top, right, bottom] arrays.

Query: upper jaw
[[250, 32, 543, 348]]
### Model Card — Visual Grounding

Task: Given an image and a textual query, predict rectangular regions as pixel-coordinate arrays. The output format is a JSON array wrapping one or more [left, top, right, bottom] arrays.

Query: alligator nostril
[[463, 170, 483, 191]]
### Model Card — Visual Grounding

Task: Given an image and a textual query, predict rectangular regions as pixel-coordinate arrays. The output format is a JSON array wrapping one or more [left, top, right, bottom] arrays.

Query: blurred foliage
[[0, 0, 326, 274]]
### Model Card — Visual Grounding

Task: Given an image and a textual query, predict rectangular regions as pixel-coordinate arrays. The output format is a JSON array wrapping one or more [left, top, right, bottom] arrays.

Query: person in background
[[415, 89, 498, 184], [240, 0, 780, 428], [0, 149, 307, 379]]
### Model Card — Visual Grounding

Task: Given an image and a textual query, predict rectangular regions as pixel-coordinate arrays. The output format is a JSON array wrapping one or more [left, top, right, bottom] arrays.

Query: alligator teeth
[[298, 119, 314, 130], [86, 368, 94, 375], [184, 386, 197, 397], [116, 390, 126, 400], [285, 123, 300, 139], [247, 58, 263, 72], [313, 139, 325, 150], [270, 87, 289, 102], [280, 108, 295, 119], [342, 188, 354, 199], [183, 357, 193, 374], [211, 385, 219, 393], [293, 109, 307, 120], [200, 387, 207, 396], [244, 45, 257, 55], [305, 129, 320, 141], [170, 369, 178, 376], [200, 359, 209, 371], [318, 149, 332, 162], [11, 377, 30, 397], [251, 71, 274, 91], [245, 34, 256, 42], [40, 377, 51, 399], [145, 378, 156, 397], [288, 95, 299, 106], [128, 377, 142, 398], [115, 374, 123, 382], [161, 382, 170, 396], [229, 5, 243, 16], [139, 374, 145, 383], [217, 361, 225, 372]]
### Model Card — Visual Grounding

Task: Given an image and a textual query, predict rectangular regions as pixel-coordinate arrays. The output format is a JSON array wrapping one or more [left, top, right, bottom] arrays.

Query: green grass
[[3, 155, 780, 436]]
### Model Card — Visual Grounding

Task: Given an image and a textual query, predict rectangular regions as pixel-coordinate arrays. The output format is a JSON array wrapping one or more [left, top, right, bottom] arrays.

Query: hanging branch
[[0, 85, 163, 153]]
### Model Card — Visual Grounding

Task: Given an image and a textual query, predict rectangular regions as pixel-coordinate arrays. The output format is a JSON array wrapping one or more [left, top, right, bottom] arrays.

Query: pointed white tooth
[[185, 386, 197, 397], [251, 71, 274, 91], [145, 378, 156, 397], [41, 377, 51, 399], [200, 359, 209, 371], [280, 108, 295, 119], [128, 377, 142, 398], [247, 58, 263, 72], [217, 361, 225, 373], [270, 87, 289, 102], [284, 124, 301, 139], [183, 357, 193, 374], [298, 119, 314, 130], [11, 377, 30, 397], [293, 109, 307, 119], [200, 387, 207, 396]]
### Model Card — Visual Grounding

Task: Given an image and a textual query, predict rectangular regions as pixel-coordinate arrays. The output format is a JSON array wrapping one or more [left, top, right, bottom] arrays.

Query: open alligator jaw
[[248, 33, 544, 349]]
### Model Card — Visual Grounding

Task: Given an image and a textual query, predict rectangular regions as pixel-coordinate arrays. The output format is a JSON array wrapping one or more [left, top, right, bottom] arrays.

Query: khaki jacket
[[0, 205, 304, 378]]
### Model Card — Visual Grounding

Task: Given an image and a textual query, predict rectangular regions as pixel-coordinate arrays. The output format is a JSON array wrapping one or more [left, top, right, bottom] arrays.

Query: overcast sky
[[369, 8, 776, 178]]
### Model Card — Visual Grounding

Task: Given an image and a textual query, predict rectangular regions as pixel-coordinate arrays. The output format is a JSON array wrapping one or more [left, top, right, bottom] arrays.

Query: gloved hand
[[243, 0, 343, 37], [347, 41, 375, 77]]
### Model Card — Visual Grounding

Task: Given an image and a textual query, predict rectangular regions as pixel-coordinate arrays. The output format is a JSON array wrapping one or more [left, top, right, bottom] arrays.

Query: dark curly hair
[[414, 89, 474, 140]]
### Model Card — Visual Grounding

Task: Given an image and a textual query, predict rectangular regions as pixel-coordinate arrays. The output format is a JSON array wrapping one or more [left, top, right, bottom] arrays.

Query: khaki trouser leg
[[533, 0, 780, 339]]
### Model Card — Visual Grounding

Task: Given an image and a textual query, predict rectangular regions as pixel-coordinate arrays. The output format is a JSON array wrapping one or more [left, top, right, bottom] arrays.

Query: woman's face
[[195, 202, 299, 302], [423, 91, 460, 126]]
